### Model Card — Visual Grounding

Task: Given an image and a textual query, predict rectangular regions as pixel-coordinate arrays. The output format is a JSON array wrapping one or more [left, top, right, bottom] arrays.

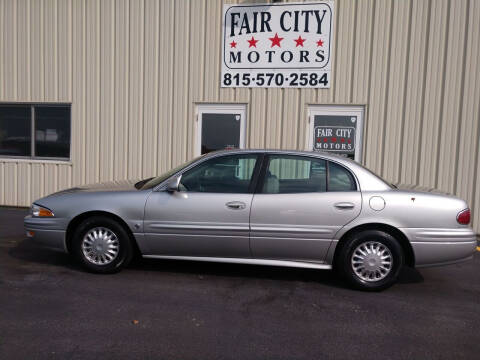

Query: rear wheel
[[72, 216, 133, 273], [337, 230, 404, 291]]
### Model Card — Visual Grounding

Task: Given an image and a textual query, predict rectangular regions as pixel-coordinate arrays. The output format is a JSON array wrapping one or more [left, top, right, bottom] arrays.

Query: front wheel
[[72, 216, 133, 273], [337, 230, 404, 291]]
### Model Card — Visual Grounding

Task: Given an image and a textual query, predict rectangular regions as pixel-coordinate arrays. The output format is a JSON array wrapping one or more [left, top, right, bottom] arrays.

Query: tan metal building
[[0, 0, 479, 233]]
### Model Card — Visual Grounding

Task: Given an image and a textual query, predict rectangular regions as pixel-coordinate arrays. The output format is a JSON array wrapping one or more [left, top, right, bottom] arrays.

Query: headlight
[[31, 204, 54, 217]]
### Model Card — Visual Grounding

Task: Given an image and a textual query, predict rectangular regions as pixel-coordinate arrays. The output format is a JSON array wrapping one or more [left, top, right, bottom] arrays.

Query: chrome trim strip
[[142, 255, 332, 270], [410, 241, 476, 245]]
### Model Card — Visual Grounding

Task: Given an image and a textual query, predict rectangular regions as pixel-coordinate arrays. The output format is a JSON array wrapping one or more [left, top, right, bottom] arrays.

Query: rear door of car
[[249, 154, 361, 262], [143, 153, 262, 258]]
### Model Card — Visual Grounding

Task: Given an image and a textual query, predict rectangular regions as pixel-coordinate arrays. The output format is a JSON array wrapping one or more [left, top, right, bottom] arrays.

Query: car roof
[[202, 148, 357, 165]]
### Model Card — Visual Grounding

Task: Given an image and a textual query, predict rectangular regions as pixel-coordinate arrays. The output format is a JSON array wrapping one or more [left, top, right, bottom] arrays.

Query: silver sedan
[[24, 150, 476, 290]]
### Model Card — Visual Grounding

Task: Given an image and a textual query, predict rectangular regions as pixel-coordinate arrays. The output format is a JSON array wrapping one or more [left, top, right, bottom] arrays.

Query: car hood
[[45, 179, 143, 197]]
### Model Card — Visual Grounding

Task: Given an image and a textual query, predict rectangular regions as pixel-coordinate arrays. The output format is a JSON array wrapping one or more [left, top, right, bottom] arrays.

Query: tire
[[337, 230, 404, 291], [72, 216, 133, 274]]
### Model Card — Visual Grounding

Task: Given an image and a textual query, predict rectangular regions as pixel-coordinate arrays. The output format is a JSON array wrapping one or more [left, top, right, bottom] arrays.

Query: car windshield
[[135, 155, 204, 190]]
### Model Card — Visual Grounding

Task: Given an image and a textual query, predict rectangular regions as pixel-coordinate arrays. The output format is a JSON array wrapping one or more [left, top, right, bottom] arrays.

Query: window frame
[[155, 152, 265, 194], [255, 153, 359, 194], [195, 103, 247, 156], [306, 105, 364, 163], [0, 102, 72, 161]]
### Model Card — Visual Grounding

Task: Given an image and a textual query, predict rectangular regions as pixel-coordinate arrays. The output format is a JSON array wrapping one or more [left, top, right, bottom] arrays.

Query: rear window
[[328, 161, 357, 191]]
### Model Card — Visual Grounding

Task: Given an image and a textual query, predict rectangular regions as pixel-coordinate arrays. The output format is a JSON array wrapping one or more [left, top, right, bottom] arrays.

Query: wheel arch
[[65, 210, 141, 256], [333, 223, 415, 268]]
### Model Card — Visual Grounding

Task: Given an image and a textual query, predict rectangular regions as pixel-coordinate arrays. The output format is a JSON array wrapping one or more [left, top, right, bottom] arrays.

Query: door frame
[[195, 103, 247, 156], [306, 105, 365, 163]]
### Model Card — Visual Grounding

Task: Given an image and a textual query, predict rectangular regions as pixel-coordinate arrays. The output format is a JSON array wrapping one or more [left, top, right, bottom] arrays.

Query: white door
[[306, 105, 364, 162], [195, 104, 247, 156]]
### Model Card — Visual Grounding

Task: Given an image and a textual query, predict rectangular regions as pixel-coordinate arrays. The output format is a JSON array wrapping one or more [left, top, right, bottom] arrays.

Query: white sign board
[[221, 1, 333, 88]]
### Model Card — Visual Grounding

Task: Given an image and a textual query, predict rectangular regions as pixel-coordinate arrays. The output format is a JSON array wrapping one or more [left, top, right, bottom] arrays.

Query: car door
[[250, 154, 361, 262], [143, 153, 261, 258]]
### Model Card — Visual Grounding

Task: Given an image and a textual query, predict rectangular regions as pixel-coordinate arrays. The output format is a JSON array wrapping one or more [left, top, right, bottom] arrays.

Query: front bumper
[[24, 215, 68, 253], [401, 228, 477, 267]]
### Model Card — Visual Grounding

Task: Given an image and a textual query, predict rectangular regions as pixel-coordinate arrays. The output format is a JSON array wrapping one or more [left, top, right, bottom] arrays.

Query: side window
[[179, 154, 258, 193], [328, 161, 357, 191], [262, 155, 327, 194]]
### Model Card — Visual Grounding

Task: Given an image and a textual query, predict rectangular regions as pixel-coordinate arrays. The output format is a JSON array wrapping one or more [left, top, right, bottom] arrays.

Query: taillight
[[457, 208, 470, 225]]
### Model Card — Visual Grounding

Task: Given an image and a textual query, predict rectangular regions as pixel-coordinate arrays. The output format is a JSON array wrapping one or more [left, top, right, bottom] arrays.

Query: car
[[24, 149, 477, 290]]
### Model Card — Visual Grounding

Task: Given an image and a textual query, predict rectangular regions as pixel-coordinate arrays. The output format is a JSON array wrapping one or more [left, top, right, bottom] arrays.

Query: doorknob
[[226, 201, 246, 210], [334, 202, 355, 210]]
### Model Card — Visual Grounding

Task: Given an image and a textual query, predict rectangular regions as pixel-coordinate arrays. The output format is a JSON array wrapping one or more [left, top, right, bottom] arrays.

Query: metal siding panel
[[4, 163, 17, 205], [333, 0, 355, 104], [99, 0, 115, 181], [382, 0, 411, 182], [299, 90, 316, 150], [399, 0, 430, 185], [249, 89, 267, 148], [363, 0, 392, 175], [84, 0, 100, 183], [203, 0, 221, 102], [30, 0, 45, 100], [17, 0, 31, 100], [44, 0, 58, 100], [127, 0, 144, 178], [281, 90, 300, 149], [3, 0, 17, 99], [157, 0, 174, 174], [142, 0, 160, 178], [351, 0, 374, 104], [418, 0, 449, 187], [44, 163, 57, 197], [57, 0, 72, 101], [31, 163, 44, 202], [187, 0, 206, 159], [113, 0, 129, 180], [17, 163, 31, 206], [171, 0, 189, 167], [436, 0, 468, 193], [71, 0, 86, 185], [57, 164, 72, 191]]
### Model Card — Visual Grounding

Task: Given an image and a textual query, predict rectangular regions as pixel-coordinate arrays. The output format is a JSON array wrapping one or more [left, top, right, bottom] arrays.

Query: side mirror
[[166, 175, 181, 192]]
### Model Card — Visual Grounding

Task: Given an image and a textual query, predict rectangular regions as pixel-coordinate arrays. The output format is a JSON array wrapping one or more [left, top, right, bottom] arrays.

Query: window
[[328, 161, 357, 191], [262, 155, 327, 194], [307, 105, 364, 162], [196, 104, 246, 155], [179, 154, 258, 193], [0, 104, 71, 160]]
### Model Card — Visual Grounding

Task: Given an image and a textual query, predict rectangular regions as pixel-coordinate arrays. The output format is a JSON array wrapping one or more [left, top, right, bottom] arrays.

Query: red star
[[316, 39, 324, 47], [229, 40, 237, 48], [294, 36, 306, 47], [269, 33, 284, 48], [247, 36, 258, 48]]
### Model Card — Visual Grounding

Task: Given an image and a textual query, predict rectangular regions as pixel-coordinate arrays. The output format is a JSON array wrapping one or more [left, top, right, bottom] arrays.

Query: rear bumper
[[401, 228, 477, 267], [24, 215, 68, 253]]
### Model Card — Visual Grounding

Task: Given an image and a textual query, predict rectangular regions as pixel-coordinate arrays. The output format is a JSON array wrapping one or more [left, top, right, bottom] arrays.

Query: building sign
[[222, 2, 333, 88], [313, 115, 357, 159]]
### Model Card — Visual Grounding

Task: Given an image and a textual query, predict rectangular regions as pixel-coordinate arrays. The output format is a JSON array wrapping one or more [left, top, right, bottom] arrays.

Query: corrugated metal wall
[[0, 0, 479, 232]]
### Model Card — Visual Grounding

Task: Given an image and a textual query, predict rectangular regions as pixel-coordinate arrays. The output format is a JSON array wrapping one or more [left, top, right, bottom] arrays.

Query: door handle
[[226, 201, 246, 210], [334, 202, 355, 210]]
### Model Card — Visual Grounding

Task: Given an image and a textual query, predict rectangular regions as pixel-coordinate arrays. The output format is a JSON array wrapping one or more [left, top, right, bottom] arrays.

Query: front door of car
[[250, 155, 361, 262], [143, 153, 261, 258]]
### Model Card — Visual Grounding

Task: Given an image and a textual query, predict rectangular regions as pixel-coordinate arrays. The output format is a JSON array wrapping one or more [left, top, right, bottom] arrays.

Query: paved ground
[[0, 207, 479, 360]]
